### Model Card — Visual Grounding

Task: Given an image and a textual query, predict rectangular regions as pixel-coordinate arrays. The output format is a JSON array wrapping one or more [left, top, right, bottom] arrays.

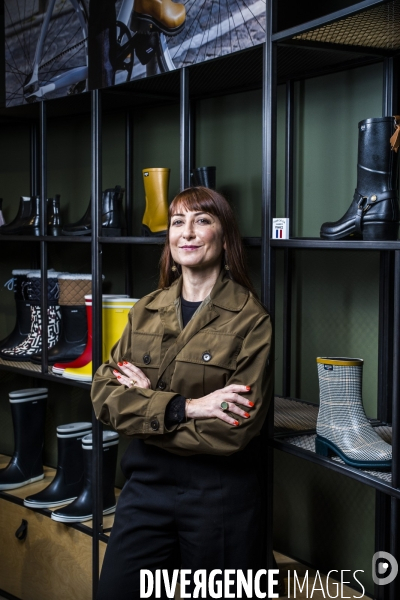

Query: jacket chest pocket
[[171, 331, 243, 398], [128, 331, 162, 389]]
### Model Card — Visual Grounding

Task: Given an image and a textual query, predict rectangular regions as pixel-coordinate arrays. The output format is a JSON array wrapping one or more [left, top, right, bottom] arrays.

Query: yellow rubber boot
[[63, 360, 93, 383], [141, 168, 170, 237], [102, 297, 139, 361]]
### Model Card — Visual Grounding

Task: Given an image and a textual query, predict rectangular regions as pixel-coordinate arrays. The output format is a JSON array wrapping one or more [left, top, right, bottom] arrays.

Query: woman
[[92, 186, 273, 599]]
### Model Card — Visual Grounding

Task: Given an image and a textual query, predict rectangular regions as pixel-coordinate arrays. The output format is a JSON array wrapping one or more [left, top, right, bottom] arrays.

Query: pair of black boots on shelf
[[0, 186, 125, 237], [0, 196, 61, 236], [320, 116, 400, 241], [0, 270, 91, 364], [0, 388, 119, 523]]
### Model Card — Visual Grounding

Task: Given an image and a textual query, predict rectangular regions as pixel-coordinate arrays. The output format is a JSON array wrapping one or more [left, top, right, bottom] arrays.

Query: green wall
[[0, 60, 386, 595]]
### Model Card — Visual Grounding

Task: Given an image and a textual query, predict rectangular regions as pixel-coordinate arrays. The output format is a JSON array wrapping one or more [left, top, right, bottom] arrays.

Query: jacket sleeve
[[145, 312, 273, 456], [91, 310, 181, 437]]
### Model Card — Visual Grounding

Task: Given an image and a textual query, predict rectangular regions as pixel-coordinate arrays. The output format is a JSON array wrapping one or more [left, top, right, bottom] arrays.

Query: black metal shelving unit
[[267, 1, 400, 599], [1, 0, 400, 598], [0, 34, 274, 598]]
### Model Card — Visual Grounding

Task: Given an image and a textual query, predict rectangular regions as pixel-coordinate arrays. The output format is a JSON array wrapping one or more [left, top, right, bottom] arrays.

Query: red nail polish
[[113, 370, 118, 374], [244, 412, 250, 418], [123, 361, 128, 365], [234, 420, 239, 426], [246, 386, 251, 391], [118, 362, 123, 366], [249, 401, 255, 407]]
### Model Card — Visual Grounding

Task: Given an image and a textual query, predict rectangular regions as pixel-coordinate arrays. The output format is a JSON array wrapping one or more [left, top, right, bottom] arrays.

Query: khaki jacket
[[91, 268, 273, 456]]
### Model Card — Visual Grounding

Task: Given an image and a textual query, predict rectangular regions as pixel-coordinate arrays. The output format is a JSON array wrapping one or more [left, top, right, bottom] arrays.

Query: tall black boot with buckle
[[320, 117, 400, 241]]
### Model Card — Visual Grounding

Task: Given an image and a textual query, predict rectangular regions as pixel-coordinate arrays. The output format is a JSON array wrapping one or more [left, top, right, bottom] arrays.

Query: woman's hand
[[186, 384, 254, 426], [113, 361, 151, 389]]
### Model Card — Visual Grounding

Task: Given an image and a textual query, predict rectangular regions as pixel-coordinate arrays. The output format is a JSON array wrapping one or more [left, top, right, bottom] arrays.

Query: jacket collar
[[145, 268, 248, 312]]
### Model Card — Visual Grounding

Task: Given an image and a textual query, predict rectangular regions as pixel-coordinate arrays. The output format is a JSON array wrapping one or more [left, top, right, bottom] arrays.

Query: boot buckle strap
[[355, 196, 368, 234]]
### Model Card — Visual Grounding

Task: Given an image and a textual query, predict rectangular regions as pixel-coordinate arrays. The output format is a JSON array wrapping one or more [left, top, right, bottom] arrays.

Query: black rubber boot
[[51, 431, 119, 523], [101, 185, 126, 236], [0, 388, 48, 490], [321, 117, 400, 241], [0, 196, 35, 235], [61, 186, 125, 236], [47, 195, 62, 236], [191, 166, 216, 190], [0, 270, 33, 351], [31, 273, 92, 365], [24, 422, 92, 509], [0, 270, 62, 362], [61, 200, 91, 236]]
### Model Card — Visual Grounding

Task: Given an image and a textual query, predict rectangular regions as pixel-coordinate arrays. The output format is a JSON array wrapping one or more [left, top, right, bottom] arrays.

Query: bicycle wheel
[[5, 0, 89, 106]]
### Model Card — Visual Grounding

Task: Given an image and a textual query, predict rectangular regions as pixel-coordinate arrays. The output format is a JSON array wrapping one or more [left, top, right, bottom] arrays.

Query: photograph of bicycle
[[4, 0, 266, 107]]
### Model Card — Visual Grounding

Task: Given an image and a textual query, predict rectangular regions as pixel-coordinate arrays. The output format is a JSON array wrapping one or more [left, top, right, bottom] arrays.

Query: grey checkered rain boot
[[315, 357, 392, 470]]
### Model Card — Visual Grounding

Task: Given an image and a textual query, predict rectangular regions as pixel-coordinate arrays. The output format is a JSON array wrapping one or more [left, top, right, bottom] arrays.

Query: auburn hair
[[158, 186, 258, 298]]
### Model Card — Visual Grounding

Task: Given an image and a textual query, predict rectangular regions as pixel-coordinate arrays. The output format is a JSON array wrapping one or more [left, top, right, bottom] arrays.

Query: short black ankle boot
[[61, 186, 126, 236], [24, 422, 92, 509], [191, 166, 216, 190], [321, 117, 400, 241], [0, 196, 35, 235], [51, 430, 119, 523], [47, 195, 62, 236], [101, 185, 127, 236], [0, 270, 33, 351], [0, 388, 48, 490]]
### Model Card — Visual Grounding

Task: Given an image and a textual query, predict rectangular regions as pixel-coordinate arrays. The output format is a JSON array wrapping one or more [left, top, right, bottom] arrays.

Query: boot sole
[[50, 505, 116, 523], [321, 221, 399, 241], [61, 229, 91, 236], [315, 435, 392, 470], [62, 372, 92, 382], [0, 353, 42, 362], [141, 224, 167, 237], [24, 496, 77, 509], [0, 473, 44, 490]]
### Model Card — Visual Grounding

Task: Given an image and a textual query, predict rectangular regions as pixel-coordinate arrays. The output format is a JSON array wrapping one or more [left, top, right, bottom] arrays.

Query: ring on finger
[[220, 401, 229, 412], [130, 379, 137, 387]]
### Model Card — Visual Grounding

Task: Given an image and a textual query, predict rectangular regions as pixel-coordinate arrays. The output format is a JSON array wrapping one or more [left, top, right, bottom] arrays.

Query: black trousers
[[97, 439, 267, 600]]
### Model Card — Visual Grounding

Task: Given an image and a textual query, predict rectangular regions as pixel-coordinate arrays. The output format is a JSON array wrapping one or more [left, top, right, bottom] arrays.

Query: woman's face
[[169, 205, 226, 271]]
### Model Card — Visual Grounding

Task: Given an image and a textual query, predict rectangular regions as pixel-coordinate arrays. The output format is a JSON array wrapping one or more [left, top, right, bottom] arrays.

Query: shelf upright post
[[125, 110, 134, 297], [30, 121, 39, 197], [180, 67, 190, 191], [378, 57, 396, 423], [30, 116, 40, 269], [189, 99, 196, 177], [282, 80, 294, 398], [262, 0, 277, 572], [39, 101, 48, 375], [91, 88, 103, 599], [390, 250, 400, 600]]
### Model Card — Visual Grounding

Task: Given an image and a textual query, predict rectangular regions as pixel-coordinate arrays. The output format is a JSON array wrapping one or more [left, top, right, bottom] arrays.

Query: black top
[[165, 296, 202, 428], [181, 296, 202, 327]]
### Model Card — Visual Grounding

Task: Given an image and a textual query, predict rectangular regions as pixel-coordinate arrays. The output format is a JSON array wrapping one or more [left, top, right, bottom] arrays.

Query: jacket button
[[143, 354, 151, 365], [150, 418, 159, 431], [202, 352, 212, 362], [157, 380, 166, 390]]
